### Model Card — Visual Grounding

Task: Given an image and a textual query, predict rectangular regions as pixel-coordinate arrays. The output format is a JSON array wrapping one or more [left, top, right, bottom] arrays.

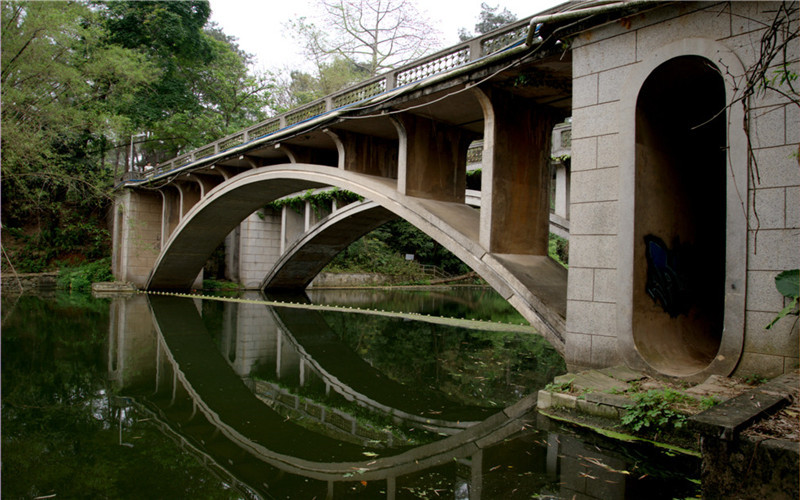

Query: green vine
[[260, 188, 364, 218]]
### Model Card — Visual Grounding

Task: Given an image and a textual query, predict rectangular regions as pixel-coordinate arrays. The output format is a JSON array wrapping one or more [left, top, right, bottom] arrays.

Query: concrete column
[[554, 162, 570, 220], [393, 113, 473, 202], [474, 86, 558, 254], [112, 189, 163, 287], [237, 209, 281, 289], [281, 205, 305, 253], [224, 226, 241, 282], [159, 186, 181, 247], [177, 181, 201, 219]]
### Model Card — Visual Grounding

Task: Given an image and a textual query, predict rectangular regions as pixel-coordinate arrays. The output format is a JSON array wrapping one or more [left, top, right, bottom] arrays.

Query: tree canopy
[[458, 3, 517, 41], [290, 0, 441, 78], [1, 0, 273, 272]]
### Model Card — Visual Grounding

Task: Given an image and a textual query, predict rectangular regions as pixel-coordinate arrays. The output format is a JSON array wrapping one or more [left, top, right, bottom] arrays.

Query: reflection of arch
[[146, 294, 536, 482], [618, 39, 748, 378], [265, 296, 493, 431], [147, 164, 567, 351]]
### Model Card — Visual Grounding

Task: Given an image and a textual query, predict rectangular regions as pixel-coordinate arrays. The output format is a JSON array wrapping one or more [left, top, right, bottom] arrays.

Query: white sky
[[208, 0, 565, 75]]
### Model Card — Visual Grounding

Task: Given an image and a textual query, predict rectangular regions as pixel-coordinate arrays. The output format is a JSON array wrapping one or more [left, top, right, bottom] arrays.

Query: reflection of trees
[[0, 295, 240, 499], [320, 310, 566, 407]]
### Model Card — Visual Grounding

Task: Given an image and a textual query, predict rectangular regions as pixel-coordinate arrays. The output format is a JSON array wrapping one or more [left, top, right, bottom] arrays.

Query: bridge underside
[[111, 42, 575, 351], [141, 165, 567, 350]]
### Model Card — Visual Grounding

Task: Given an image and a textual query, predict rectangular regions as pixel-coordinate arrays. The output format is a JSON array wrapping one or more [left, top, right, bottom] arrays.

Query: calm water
[[1, 287, 700, 499]]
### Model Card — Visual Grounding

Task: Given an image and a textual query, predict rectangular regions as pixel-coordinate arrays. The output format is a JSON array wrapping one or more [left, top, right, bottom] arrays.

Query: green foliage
[[265, 188, 363, 216], [2, 1, 275, 271], [548, 233, 569, 268], [620, 389, 691, 433], [57, 258, 114, 292], [201, 279, 241, 291], [766, 269, 799, 329], [273, 58, 370, 112], [743, 373, 768, 385], [459, 2, 517, 41]]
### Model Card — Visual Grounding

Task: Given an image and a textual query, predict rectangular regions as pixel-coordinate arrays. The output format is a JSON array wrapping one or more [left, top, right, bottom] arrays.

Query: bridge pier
[[112, 190, 163, 287], [475, 87, 559, 254]]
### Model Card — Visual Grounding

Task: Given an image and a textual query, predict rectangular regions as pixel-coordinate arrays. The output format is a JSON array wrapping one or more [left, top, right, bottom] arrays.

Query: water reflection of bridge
[[108, 293, 698, 499]]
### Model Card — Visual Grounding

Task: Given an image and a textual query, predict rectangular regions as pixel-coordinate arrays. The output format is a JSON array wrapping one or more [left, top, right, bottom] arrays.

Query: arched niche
[[618, 40, 748, 379]]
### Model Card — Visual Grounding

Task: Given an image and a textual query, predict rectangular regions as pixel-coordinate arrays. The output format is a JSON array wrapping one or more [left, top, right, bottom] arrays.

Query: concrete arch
[[147, 163, 567, 351], [617, 38, 748, 379], [263, 200, 398, 289]]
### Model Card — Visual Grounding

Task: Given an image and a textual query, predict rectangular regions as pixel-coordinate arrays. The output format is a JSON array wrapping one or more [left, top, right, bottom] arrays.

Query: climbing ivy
[[261, 188, 363, 217]]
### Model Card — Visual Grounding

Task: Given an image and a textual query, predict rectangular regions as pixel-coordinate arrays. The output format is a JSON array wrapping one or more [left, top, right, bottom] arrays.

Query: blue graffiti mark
[[644, 235, 691, 318]]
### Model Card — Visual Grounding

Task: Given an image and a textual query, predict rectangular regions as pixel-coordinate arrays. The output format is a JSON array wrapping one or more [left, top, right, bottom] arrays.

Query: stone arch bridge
[[113, 2, 799, 380]]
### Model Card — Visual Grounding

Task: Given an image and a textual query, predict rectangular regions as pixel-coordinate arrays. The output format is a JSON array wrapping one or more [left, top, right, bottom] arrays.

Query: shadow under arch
[[145, 293, 539, 482], [147, 163, 567, 352]]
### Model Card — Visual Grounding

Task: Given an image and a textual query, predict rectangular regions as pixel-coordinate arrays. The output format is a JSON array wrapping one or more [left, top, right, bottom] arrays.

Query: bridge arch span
[[262, 200, 398, 289], [147, 163, 567, 351]]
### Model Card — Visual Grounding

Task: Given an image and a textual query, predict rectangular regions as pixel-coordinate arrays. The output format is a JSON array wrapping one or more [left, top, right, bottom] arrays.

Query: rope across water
[[141, 290, 537, 334]]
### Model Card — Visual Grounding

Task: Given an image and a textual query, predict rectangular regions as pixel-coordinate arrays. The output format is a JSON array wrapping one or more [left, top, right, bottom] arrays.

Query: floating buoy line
[[140, 290, 538, 334]]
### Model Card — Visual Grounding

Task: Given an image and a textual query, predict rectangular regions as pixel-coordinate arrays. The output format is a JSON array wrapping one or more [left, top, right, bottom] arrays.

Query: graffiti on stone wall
[[644, 235, 692, 318]]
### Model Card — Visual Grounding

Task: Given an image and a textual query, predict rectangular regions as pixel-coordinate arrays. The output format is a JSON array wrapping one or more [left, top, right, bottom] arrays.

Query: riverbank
[[537, 366, 799, 498]]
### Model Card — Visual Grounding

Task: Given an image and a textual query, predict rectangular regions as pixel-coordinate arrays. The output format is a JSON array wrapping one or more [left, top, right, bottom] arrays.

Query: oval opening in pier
[[632, 56, 727, 376]]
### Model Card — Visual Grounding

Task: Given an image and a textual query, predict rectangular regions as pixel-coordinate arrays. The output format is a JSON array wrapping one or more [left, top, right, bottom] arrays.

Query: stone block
[[635, 6, 730, 62], [571, 370, 630, 393], [566, 300, 617, 336], [752, 145, 800, 188], [733, 352, 786, 379], [597, 65, 631, 104], [786, 100, 799, 144], [571, 168, 618, 203], [566, 267, 594, 301], [747, 229, 800, 271], [749, 105, 786, 149], [577, 398, 620, 419], [537, 390, 552, 409], [570, 137, 597, 172], [565, 332, 593, 368], [572, 102, 621, 139], [786, 187, 799, 229], [597, 365, 644, 383], [592, 268, 617, 304], [573, 31, 636, 77], [746, 270, 788, 312], [744, 311, 799, 356], [597, 134, 620, 169], [748, 187, 786, 229], [591, 335, 621, 367], [551, 392, 578, 409], [572, 73, 598, 109], [568, 235, 617, 269], [569, 201, 618, 236]]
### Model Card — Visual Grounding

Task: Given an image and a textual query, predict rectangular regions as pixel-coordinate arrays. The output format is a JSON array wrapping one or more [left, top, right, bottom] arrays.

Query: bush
[[57, 258, 113, 292], [620, 389, 690, 433]]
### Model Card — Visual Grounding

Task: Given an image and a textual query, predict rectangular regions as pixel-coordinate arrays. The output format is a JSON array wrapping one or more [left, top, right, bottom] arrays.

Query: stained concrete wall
[[566, 1, 799, 378], [112, 190, 163, 287], [237, 209, 282, 289]]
